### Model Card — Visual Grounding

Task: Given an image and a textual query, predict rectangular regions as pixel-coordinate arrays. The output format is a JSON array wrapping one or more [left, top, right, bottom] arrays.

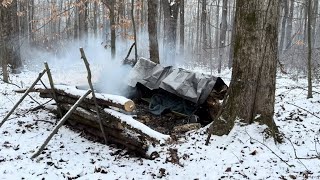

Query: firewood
[[56, 104, 165, 159], [16, 85, 136, 112], [172, 123, 201, 133]]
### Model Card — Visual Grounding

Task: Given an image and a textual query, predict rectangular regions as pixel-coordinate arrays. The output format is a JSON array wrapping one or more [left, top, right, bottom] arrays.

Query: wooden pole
[[0, 69, 47, 128], [31, 89, 92, 159], [79, 47, 108, 144], [44, 62, 63, 118]]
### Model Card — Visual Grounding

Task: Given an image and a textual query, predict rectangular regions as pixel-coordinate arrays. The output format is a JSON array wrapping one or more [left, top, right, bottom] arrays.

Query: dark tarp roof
[[128, 58, 224, 105]]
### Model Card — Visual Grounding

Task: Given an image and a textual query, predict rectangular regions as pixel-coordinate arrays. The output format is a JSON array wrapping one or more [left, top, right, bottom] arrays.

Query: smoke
[[21, 37, 136, 96], [20, 31, 197, 97]]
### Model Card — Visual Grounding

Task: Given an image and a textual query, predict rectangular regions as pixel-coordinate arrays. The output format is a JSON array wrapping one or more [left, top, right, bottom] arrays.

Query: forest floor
[[0, 67, 320, 180]]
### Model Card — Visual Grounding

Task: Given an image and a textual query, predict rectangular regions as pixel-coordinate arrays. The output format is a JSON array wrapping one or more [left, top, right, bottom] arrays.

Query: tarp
[[128, 58, 223, 105]]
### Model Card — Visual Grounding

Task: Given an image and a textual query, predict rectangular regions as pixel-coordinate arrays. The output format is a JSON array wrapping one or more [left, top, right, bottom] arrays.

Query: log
[[172, 123, 201, 133], [58, 103, 169, 144], [57, 104, 164, 159], [16, 85, 135, 112]]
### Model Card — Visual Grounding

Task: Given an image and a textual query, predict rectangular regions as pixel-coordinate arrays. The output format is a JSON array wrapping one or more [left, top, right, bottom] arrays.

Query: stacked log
[[19, 85, 170, 159]]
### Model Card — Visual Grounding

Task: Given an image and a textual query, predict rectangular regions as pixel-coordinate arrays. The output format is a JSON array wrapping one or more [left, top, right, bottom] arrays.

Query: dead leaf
[[250, 150, 257, 155], [289, 174, 296, 179]]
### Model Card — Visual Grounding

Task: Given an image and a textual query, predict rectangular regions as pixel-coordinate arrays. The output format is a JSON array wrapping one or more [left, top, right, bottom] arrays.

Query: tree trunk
[[279, 0, 288, 54], [74, 2, 79, 41], [161, 0, 180, 63], [307, 0, 313, 99], [207, 0, 281, 142], [201, 0, 207, 52], [147, 0, 160, 64], [79, 0, 88, 43], [228, 2, 236, 69], [110, 1, 116, 59], [215, 0, 220, 68], [284, 0, 294, 50], [218, 0, 228, 73], [312, 0, 318, 46], [0, 0, 22, 74], [131, 0, 138, 62], [179, 0, 184, 56], [195, 0, 200, 60]]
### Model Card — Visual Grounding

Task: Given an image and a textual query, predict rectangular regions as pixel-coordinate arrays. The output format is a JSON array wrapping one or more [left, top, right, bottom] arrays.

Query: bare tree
[[307, 0, 313, 98], [0, 1, 22, 82], [207, 0, 281, 143], [279, 0, 288, 54], [218, 0, 228, 73], [161, 0, 180, 63], [179, 0, 185, 56], [147, 0, 160, 63]]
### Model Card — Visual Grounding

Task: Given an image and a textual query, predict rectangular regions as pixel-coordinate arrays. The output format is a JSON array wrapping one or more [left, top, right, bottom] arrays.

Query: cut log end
[[124, 100, 135, 112]]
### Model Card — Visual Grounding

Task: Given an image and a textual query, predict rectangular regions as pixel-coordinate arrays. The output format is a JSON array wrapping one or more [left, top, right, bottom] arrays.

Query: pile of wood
[[27, 85, 171, 159]]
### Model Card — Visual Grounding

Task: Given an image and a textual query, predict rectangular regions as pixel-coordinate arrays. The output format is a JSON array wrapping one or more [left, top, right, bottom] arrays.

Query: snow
[[53, 84, 131, 105], [1, 69, 320, 179], [105, 108, 170, 144]]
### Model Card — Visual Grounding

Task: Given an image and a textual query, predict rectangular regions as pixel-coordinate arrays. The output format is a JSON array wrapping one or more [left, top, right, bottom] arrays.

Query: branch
[[245, 130, 294, 168], [0, 69, 47, 128], [31, 89, 92, 159], [80, 47, 108, 144], [286, 102, 320, 120]]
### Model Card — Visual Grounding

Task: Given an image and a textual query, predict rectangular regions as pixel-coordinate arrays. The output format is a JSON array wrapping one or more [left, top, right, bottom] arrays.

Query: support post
[[80, 47, 108, 144], [0, 69, 47, 128], [44, 62, 63, 118], [31, 89, 92, 159]]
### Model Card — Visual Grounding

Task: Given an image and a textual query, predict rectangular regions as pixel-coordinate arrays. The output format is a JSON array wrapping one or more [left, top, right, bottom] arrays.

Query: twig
[[286, 102, 320, 119], [286, 137, 319, 160], [0, 69, 47, 128], [34, 120, 54, 125], [125, 42, 136, 60], [31, 89, 92, 159], [293, 86, 320, 95], [6, 99, 53, 121], [0, 76, 42, 106], [80, 47, 108, 144], [245, 130, 294, 168]]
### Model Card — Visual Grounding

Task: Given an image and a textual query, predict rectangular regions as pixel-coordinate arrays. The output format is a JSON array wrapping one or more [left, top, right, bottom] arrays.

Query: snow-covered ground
[[0, 68, 320, 180]]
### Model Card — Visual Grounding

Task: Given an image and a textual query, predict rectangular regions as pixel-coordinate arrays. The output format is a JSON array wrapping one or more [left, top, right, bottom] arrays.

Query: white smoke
[[21, 37, 136, 96]]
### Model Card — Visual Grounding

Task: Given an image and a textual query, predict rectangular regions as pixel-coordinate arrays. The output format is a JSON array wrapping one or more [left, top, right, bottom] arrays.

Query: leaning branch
[[0, 69, 47, 128], [31, 89, 92, 159], [80, 47, 108, 144]]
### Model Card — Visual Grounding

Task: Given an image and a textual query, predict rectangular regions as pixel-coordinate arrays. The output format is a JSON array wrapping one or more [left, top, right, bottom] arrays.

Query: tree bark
[[207, 0, 281, 143], [161, 0, 180, 63], [307, 0, 313, 99], [228, 3, 236, 69], [179, 0, 185, 56], [0, 1, 22, 72], [218, 0, 228, 73], [147, 0, 160, 64], [284, 0, 294, 51], [279, 0, 288, 54], [131, 0, 138, 62]]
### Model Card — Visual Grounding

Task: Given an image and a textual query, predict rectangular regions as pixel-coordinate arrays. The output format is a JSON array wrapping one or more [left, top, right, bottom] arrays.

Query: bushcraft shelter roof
[[128, 58, 224, 105]]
